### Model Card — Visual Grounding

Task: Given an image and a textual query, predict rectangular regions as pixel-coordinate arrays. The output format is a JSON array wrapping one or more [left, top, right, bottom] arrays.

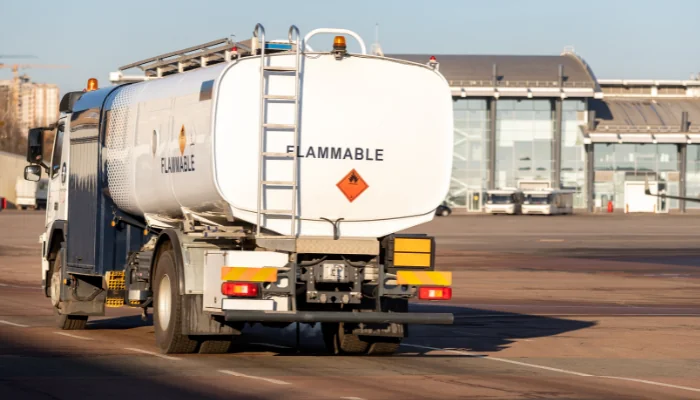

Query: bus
[[522, 189, 574, 215], [484, 189, 524, 215]]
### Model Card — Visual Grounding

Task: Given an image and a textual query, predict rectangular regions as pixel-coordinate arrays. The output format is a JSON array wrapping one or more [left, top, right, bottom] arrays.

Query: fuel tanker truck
[[23, 24, 454, 355]]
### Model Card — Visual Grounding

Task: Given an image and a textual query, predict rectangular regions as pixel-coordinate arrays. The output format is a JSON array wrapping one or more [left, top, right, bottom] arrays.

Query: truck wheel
[[153, 246, 198, 354], [51, 248, 88, 330], [322, 322, 369, 355], [198, 339, 233, 354], [366, 338, 401, 355]]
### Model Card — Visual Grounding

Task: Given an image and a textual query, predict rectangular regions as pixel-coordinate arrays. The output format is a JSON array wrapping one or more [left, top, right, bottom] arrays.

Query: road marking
[[539, 239, 564, 242], [219, 369, 291, 385], [599, 376, 700, 393], [402, 344, 592, 377], [250, 342, 292, 349], [340, 397, 366, 400], [404, 344, 700, 393], [0, 283, 7, 287], [428, 302, 699, 310], [124, 347, 181, 361], [454, 313, 700, 318], [54, 332, 93, 340], [0, 320, 29, 328]]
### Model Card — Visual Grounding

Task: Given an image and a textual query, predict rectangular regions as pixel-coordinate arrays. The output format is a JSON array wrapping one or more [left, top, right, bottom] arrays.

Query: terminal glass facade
[[561, 100, 587, 208], [593, 143, 679, 210], [495, 99, 552, 189], [449, 99, 489, 210], [686, 145, 700, 209]]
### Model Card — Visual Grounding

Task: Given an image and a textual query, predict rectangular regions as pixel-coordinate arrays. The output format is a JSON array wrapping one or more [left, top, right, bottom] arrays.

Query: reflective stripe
[[396, 271, 452, 286], [394, 237, 432, 253], [393, 252, 432, 267], [221, 267, 278, 282]]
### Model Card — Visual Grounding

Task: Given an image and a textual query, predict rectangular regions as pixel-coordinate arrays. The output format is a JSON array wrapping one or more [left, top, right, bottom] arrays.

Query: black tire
[[198, 339, 233, 354], [153, 245, 198, 354], [52, 248, 88, 330], [366, 338, 401, 355], [322, 322, 370, 355]]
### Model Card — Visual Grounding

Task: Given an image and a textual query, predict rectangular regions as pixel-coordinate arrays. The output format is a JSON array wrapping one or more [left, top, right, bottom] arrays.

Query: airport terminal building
[[392, 50, 700, 212]]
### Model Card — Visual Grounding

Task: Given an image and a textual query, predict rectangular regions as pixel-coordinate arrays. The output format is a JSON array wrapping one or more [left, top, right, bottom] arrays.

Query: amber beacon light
[[86, 78, 98, 92], [333, 35, 347, 50]]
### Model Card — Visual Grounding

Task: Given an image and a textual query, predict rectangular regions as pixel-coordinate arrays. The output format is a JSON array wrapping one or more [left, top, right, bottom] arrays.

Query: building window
[[449, 98, 489, 210], [594, 143, 679, 210], [496, 99, 552, 189]]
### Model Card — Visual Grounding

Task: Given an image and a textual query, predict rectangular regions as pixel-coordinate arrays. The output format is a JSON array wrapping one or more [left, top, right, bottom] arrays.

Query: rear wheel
[[198, 338, 233, 354], [322, 322, 370, 355], [366, 338, 401, 355], [153, 245, 198, 354], [51, 248, 88, 330]]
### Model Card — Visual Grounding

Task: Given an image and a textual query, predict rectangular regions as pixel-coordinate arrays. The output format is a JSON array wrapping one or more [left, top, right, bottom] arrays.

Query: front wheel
[[52, 248, 88, 330], [153, 245, 198, 354]]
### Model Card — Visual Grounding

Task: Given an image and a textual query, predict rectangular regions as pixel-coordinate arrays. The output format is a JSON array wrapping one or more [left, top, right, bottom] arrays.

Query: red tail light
[[1, 197, 6, 210], [221, 282, 258, 297], [418, 287, 452, 300]]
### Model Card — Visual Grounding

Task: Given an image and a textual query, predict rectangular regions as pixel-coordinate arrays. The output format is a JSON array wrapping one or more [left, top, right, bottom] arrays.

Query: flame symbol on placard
[[179, 125, 186, 156]]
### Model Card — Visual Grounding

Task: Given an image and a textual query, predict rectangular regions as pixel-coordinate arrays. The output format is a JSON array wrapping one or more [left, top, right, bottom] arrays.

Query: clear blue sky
[[1, 0, 698, 95]]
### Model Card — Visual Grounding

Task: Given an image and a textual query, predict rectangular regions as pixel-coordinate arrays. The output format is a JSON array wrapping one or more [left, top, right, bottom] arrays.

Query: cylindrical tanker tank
[[102, 52, 453, 238]]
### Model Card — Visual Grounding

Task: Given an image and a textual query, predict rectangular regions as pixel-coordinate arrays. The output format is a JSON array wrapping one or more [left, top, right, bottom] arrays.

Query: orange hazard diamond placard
[[337, 169, 369, 202]]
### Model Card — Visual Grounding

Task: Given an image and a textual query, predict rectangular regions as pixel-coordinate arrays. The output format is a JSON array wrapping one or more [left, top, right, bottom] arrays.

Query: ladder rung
[[260, 209, 293, 215], [263, 123, 296, 130], [262, 180, 296, 186], [262, 152, 295, 158], [263, 66, 296, 72], [264, 94, 296, 101]]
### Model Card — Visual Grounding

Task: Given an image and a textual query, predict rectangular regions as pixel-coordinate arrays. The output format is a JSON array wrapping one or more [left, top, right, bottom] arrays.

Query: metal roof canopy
[[584, 133, 694, 144], [391, 52, 601, 98]]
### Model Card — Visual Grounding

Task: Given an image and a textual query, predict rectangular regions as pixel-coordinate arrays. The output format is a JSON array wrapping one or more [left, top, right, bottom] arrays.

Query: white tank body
[[103, 53, 453, 238]]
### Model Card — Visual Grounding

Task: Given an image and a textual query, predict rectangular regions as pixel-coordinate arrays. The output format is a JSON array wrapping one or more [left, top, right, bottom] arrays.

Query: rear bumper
[[224, 310, 454, 325]]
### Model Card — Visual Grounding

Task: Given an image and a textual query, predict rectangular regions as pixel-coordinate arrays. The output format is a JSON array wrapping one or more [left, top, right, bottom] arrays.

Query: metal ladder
[[254, 24, 302, 238]]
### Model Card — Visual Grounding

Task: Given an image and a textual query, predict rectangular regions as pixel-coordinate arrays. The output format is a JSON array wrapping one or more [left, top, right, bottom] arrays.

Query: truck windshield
[[489, 194, 512, 204], [527, 195, 551, 204]]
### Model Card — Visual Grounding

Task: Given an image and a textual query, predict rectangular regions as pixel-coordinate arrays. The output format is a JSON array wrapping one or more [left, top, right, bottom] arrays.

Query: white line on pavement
[[219, 369, 291, 385], [599, 376, 700, 393], [403, 344, 700, 393], [54, 332, 93, 340], [402, 344, 592, 377], [340, 397, 366, 400], [539, 239, 565, 242], [454, 313, 700, 318], [124, 347, 181, 361], [250, 342, 293, 349], [0, 320, 29, 328]]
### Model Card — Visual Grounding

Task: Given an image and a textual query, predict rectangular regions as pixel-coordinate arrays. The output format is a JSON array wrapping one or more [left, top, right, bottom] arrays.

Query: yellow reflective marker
[[396, 271, 452, 286], [393, 252, 432, 268], [221, 267, 278, 283], [394, 238, 432, 253]]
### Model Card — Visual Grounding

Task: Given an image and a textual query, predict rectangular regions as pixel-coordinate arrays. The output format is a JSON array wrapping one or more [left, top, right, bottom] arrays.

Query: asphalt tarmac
[[1, 211, 699, 399]]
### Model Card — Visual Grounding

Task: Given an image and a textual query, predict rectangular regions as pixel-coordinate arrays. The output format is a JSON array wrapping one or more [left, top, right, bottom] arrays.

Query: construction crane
[[0, 64, 70, 126]]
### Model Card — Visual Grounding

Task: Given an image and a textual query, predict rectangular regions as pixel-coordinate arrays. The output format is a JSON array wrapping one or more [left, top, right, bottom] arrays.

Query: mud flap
[[181, 294, 242, 336]]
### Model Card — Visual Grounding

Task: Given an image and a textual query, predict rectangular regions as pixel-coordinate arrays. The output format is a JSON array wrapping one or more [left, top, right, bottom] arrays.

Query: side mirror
[[24, 165, 41, 182], [26, 128, 45, 163]]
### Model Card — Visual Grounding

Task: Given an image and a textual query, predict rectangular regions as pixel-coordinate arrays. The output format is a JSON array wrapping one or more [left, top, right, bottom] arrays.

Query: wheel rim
[[157, 274, 172, 331], [50, 270, 61, 308]]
